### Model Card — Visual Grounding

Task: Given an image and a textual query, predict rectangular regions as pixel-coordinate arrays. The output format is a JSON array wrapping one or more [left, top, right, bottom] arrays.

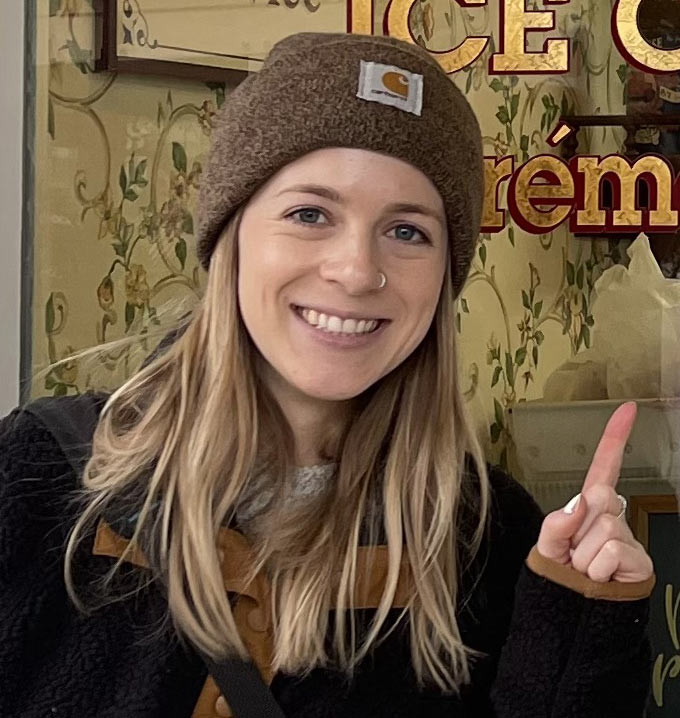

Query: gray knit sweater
[[235, 462, 337, 526]]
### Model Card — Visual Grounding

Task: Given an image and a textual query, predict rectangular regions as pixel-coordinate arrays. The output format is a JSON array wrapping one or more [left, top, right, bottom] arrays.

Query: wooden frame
[[93, 0, 352, 84], [631, 494, 680, 549], [93, 0, 248, 83]]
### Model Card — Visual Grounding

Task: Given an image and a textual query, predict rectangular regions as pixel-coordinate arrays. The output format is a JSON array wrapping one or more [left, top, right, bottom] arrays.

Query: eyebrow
[[276, 184, 444, 227]]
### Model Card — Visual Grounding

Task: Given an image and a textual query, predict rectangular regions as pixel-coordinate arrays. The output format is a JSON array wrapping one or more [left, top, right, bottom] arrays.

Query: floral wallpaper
[[33, 0, 631, 476]]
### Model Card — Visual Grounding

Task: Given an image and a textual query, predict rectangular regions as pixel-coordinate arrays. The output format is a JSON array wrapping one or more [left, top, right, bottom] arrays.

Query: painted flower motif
[[159, 198, 186, 241], [486, 332, 499, 365], [517, 316, 531, 344], [58, 345, 78, 385], [171, 170, 187, 199], [138, 206, 160, 240], [158, 160, 201, 242], [493, 131, 510, 157], [170, 163, 202, 196], [529, 262, 540, 288], [125, 118, 155, 152], [467, 59, 486, 92], [198, 100, 216, 135], [568, 290, 581, 315], [466, 362, 479, 396], [97, 275, 115, 310], [99, 207, 120, 239], [90, 189, 119, 240], [125, 264, 150, 308], [187, 161, 202, 189]]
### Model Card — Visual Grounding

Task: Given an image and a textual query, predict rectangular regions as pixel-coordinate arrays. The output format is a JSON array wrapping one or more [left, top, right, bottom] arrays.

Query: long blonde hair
[[62, 207, 491, 692]]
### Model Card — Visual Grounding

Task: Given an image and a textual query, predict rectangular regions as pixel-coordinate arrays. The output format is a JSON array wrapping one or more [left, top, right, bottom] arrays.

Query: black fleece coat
[[0, 393, 652, 718]]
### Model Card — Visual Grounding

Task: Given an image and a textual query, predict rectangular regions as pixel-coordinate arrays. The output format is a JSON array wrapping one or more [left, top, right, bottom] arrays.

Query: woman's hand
[[536, 401, 654, 583]]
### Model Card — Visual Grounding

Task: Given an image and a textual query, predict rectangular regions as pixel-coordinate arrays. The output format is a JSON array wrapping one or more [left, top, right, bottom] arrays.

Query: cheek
[[401, 270, 444, 344], [236, 232, 269, 336], [239, 226, 302, 284], [236, 232, 302, 332], [237, 230, 277, 299], [403, 262, 445, 315], [411, 293, 440, 343]]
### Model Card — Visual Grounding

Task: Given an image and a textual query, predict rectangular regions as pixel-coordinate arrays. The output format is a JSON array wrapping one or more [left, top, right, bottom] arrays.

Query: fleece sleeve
[[488, 469, 653, 718]]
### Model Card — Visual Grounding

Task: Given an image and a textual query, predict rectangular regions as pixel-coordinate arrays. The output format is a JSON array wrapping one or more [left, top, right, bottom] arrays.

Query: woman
[[0, 32, 655, 718]]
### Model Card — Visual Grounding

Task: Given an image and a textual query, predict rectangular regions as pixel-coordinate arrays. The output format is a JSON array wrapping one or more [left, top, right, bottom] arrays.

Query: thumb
[[536, 493, 589, 564]]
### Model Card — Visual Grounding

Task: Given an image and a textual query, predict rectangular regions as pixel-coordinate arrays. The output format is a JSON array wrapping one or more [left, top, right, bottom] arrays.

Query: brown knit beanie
[[196, 32, 483, 298]]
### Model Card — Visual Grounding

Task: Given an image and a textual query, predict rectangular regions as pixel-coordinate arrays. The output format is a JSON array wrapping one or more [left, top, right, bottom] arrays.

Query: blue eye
[[391, 224, 429, 244], [289, 208, 327, 225]]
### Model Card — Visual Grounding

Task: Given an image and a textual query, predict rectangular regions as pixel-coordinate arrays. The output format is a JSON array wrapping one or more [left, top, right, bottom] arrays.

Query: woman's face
[[237, 147, 448, 403]]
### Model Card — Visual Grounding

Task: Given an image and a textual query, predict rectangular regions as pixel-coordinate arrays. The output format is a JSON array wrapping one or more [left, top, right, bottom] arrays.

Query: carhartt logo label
[[382, 71, 409, 98], [356, 61, 423, 116]]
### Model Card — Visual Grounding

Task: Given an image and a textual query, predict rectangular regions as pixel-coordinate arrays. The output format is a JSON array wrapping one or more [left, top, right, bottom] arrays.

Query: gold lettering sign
[[481, 153, 680, 235], [490, 0, 569, 74], [612, 0, 680, 73], [508, 155, 575, 232], [482, 157, 515, 231], [384, 0, 489, 74], [102, 0, 680, 78], [348, 0, 373, 35], [572, 155, 677, 231]]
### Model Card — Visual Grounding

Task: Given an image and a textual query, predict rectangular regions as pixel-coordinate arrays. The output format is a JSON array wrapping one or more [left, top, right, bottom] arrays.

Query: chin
[[293, 377, 374, 402]]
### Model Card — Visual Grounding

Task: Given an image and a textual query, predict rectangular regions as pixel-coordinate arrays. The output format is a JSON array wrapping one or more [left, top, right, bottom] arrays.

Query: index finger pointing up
[[581, 401, 637, 493]]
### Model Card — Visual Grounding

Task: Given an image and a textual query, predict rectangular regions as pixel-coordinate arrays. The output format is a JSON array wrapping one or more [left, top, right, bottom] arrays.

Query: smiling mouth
[[292, 304, 386, 335]]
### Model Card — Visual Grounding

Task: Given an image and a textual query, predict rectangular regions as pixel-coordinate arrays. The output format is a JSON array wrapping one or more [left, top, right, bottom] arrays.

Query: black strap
[[24, 393, 286, 718], [200, 653, 285, 718]]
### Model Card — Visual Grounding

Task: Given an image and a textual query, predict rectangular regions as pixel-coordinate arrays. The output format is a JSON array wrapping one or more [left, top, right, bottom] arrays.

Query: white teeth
[[299, 307, 381, 335]]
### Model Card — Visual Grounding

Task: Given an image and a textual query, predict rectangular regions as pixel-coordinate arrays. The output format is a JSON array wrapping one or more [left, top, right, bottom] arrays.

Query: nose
[[317, 225, 383, 294]]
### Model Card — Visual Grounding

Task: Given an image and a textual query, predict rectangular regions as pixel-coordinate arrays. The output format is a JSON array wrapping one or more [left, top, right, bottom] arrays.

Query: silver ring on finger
[[616, 493, 627, 520]]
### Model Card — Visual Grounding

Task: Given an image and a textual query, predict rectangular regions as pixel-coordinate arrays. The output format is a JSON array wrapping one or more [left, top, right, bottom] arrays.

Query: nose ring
[[377, 272, 387, 290]]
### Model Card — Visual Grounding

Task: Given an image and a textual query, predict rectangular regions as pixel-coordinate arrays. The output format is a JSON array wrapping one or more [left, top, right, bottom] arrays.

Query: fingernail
[[563, 493, 581, 514]]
